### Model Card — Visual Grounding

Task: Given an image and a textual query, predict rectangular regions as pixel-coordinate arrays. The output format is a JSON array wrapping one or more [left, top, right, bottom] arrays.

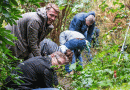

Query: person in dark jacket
[[69, 11, 95, 42], [69, 11, 95, 62], [5, 3, 60, 60], [2, 52, 70, 90]]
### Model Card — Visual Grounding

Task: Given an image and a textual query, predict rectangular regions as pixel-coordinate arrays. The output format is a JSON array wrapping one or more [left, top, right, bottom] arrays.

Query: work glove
[[85, 40, 91, 52], [59, 45, 68, 54]]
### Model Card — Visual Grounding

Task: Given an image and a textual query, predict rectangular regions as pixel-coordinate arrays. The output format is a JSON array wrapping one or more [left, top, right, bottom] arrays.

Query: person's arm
[[96, 28, 100, 38], [86, 23, 95, 43], [84, 30, 88, 41], [43, 68, 56, 87], [27, 20, 41, 56], [36, 63, 54, 88], [59, 32, 66, 45], [53, 71, 58, 86]]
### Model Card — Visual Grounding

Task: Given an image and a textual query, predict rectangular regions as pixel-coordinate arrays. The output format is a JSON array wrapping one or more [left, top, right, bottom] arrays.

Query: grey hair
[[86, 15, 95, 24]]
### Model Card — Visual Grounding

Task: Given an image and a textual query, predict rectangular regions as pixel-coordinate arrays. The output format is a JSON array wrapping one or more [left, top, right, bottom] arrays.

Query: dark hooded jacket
[[2, 56, 58, 89], [5, 7, 54, 59], [69, 11, 95, 42]]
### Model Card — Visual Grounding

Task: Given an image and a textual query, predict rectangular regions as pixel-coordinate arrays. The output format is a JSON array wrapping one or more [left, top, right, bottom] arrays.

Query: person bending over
[[40, 30, 91, 74], [2, 52, 70, 90], [5, 3, 60, 60]]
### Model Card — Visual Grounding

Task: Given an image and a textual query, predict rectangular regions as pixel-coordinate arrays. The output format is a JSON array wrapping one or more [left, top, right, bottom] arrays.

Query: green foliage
[[71, 44, 130, 89], [69, 62, 83, 71], [62, 1, 129, 89], [0, 0, 129, 89], [99, 0, 108, 12], [0, 0, 43, 89]]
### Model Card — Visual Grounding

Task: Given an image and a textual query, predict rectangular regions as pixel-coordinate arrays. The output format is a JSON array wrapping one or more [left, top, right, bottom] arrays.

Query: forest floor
[[57, 48, 98, 90]]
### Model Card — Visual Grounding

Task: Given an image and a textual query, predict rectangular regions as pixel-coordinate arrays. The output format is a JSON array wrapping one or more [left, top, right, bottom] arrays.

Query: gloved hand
[[85, 40, 91, 51], [59, 45, 68, 54]]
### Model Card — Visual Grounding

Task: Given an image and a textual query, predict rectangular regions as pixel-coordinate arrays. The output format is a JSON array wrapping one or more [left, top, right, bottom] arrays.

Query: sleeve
[[36, 64, 54, 88], [59, 32, 66, 45], [43, 68, 55, 87], [83, 30, 88, 41], [27, 20, 41, 57], [53, 71, 58, 86], [87, 23, 95, 43]]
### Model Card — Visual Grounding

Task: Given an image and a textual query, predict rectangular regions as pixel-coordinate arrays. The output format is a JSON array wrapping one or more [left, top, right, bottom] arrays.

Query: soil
[[57, 50, 94, 90]]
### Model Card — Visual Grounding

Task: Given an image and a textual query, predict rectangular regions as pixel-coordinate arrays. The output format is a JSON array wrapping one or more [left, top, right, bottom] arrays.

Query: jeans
[[64, 39, 86, 73]]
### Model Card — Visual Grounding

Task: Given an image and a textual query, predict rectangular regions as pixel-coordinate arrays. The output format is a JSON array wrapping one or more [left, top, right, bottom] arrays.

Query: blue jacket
[[69, 11, 95, 42]]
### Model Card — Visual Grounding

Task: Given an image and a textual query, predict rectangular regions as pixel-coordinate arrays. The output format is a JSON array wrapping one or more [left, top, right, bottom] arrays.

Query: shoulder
[[21, 12, 43, 25], [19, 56, 41, 64], [87, 11, 95, 17], [60, 30, 70, 35], [22, 12, 39, 20], [40, 38, 51, 44], [74, 13, 85, 20]]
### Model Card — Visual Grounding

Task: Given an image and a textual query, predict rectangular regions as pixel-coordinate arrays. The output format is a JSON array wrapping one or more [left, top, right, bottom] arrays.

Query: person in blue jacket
[[69, 11, 95, 42], [69, 11, 95, 62]]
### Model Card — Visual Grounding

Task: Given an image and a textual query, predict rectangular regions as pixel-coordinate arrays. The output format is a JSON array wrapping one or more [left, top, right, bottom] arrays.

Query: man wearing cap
[[5, 3, 60, 60]]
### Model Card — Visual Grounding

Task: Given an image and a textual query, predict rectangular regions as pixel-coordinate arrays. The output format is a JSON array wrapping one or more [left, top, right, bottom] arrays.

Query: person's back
[[59, 30, 85, 45], [40, 38, 60, 56], [3, 56, 58, 89], [5, 11, 43, 47], [69, 11, 95, 32]]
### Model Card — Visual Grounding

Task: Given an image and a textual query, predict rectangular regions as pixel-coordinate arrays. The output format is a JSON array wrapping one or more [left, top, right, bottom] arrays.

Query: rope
[[118, 22, 130, 62]]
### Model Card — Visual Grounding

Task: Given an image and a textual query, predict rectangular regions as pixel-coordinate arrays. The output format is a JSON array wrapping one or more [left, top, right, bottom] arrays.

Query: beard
[[47, 18, 54, 25]]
